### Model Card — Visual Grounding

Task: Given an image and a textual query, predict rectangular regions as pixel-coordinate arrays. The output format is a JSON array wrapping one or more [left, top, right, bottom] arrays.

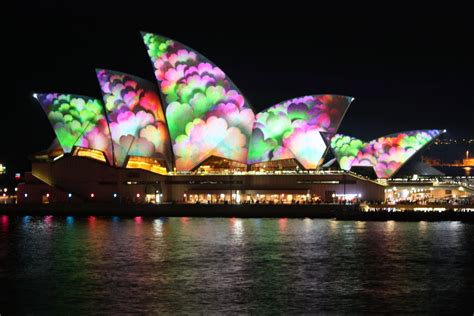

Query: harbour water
[[1, 216, 473, 314]]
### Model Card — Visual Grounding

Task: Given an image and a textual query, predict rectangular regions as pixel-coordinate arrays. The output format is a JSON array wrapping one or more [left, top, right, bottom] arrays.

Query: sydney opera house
[[18, 32, 450, 205]]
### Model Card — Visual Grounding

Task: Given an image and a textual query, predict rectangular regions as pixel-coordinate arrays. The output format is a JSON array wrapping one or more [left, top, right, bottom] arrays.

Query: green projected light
[[142, 32, 255, 171], [327, 130, 444, 178], [35, 93, 113, 163], [96, 69, 172, 168], [248, 95, 353, 169], [327, 134, 366, 170]]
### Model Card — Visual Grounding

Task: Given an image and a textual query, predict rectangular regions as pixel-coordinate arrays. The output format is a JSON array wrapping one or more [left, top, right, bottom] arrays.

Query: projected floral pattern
[[142, 32, 255, 171], [328, 130, 443, 178], [96, 69, 172, 168], [247, 95, 353, 169], [328, 134, 366, 170], [36, 93, 113, 163]]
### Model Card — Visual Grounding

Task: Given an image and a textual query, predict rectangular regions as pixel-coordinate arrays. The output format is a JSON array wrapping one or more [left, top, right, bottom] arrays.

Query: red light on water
[[44, 215, 53, 224], [181, 217, 189, 225], [134, 216, 143, 224], [279, 218, 288, 231], [0, 215, 7, 231], [88, 216, 97, 229]]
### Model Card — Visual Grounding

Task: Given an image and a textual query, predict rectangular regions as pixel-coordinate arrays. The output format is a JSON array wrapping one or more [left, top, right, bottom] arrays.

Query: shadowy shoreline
[[1, 203, 473, 221]]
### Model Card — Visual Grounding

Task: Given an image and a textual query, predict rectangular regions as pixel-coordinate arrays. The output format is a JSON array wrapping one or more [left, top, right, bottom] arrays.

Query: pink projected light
[[96, 69, 172, 168], [328, 130, 444, 178], [35, 93, 114, 164], [142, 32, 255, 171], [248, 95, 353, 169]]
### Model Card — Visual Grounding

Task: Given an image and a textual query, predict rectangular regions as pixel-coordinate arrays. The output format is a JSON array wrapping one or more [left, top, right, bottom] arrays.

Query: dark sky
[[7, 4, 473, 174]]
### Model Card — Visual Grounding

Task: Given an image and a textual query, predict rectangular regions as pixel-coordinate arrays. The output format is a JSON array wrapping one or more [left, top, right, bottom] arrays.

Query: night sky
[[8, 5, 473, 175]]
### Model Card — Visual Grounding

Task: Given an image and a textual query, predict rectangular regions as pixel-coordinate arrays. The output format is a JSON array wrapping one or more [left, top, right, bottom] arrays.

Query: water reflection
[[153, 218, 163, 237], [329, 219, 339, 234], [355, 220, 366, 230], [1, 217, 472, 314], [180, 217, 189, 225], [44, 215, 53, 225], [303, 217, 312, 233], [88, 216, 96, 229], [278, 217, 287, 232], [385, 220, 396, 232], [23, 216, 31, 225], [1, 215, 8, 232], [418, 220, 427, 235], [66, 216, 74, 226]]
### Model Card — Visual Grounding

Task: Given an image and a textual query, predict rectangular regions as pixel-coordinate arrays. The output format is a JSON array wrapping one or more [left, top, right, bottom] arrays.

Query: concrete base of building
[[1, 203, 473, 221], [0, 203, 353, 218]]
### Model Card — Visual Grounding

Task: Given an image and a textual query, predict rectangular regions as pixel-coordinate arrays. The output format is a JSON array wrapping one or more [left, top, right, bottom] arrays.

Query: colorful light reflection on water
[[0, 217, 473, 314]]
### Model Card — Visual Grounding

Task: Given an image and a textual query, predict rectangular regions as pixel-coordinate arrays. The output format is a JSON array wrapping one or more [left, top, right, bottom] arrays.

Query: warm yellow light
[[126, 157, 167, 175], [75, 148, 106, 162]]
